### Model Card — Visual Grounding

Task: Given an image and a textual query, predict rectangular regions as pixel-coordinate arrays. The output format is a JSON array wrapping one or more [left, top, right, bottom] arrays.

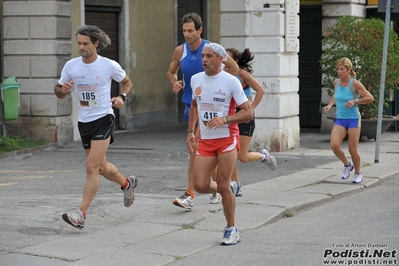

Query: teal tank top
[[334, 78, 360, 119]]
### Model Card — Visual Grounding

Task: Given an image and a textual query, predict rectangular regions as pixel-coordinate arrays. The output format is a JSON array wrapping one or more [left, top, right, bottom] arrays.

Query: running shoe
[[173, 192, 194, 209], [210, 193, 222, 204], [230, 181, 241, 197], [62, 209, 85, 229], [236, 186, 243, 197], [341, 162, 354, 179], [122, 175, 138, 207], [353, 173, 363, 184], [261, 148, 277, 170], [221, 227, 241, 245]]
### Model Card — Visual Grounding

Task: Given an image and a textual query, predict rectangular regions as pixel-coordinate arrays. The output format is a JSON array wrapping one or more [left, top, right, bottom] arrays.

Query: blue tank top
[[180, 39, 209, 104], [334, 78, 360, 119], [236, 73, 251, 98]]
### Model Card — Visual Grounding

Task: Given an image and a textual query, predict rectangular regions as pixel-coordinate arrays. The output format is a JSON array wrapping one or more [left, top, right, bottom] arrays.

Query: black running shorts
[[236, 107, 255, 137], [78, 114, 115, 149], [238, 118, 255, 137]]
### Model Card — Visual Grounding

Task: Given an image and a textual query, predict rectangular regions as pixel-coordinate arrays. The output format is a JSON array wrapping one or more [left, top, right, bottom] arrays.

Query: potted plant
[[320, 16, 399, 140]]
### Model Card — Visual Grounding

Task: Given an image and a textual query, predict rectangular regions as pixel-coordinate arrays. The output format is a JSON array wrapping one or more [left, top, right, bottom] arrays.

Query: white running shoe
[[353, 173, 363, 184], [210, 193, 222, 204], [173, 192, 194, 209], [221, 227, 241, 245], [229, 181, 241, 197], [341, 162, 354, 179], [236, 186, 243, 197], [62, 209, 85, 229], [122, 175, 138, 207], [261, 148, 277, 170]]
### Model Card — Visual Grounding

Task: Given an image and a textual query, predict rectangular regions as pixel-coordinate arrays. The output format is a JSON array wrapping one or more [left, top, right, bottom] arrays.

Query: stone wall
[[220, 0, 300, 151], [3, 0, 73, 145]]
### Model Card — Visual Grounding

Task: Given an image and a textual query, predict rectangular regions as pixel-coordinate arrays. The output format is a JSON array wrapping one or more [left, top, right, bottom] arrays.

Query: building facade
[[0, 0, 380, 151]]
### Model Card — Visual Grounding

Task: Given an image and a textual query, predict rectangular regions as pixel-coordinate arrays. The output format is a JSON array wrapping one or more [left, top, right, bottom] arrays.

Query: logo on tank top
[[213, 97, 225, 103], [214, 90, 226, 96], [195, 86, 202, 96]]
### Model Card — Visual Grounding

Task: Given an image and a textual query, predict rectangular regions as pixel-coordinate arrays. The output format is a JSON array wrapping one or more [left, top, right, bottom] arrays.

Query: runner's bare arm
[[167, 45, 184, 93], [54, 81, 74, 99]]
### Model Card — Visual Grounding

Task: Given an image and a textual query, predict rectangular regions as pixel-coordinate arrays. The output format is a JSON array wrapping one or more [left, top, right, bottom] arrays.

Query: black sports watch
[[118, 93, 127, 102]]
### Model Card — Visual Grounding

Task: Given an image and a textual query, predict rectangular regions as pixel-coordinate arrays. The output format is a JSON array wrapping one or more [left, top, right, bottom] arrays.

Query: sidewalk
[[1, 125, 399, 266]]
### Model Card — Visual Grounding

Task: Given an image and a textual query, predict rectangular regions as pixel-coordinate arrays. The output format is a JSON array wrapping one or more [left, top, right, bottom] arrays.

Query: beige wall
[[70, 1, 83, 141], [127, 0, 176, 115], [209, 0, 221, 42]]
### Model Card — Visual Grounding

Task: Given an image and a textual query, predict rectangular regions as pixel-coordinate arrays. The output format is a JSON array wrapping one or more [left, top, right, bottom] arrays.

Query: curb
[[0, 142, 58, 161]]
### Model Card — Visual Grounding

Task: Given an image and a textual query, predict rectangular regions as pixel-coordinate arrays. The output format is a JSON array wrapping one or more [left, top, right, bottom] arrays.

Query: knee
[[348, 146, 358, 155], [86, 161, 100, 176], [194, 179, 208, 193], [330, 141, 340, 151], [217, 181, 232, 197], [217, 182, 230, 192]]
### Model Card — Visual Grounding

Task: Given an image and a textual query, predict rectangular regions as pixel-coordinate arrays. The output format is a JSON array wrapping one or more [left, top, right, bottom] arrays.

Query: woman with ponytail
[[324, 57, 374, 184]]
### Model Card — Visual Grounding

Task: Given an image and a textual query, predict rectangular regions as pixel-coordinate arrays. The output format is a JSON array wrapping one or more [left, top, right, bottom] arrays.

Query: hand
[[324, 105, 331, 112], [206, 117, 225, 130], [61, 81, 74, 95], [345, 100, 356, 108], [186, 133, 195, 152], [173, 80, 183, 93], [111, 96, 125, 109]]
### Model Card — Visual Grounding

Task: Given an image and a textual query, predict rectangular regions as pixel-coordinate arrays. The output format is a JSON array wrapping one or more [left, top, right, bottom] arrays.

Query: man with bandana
[[166, 13, 238, 209], [187, 42, 253, 245]]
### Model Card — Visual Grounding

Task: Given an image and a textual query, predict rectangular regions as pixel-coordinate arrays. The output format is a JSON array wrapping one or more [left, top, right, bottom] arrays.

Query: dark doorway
[[85, 4, 121, 128], [177, 0, 204, 123], [298, 6, 322, 128]]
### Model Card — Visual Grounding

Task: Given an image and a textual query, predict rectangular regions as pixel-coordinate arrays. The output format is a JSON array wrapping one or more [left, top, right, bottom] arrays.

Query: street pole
[[375, 0, 392, 163]]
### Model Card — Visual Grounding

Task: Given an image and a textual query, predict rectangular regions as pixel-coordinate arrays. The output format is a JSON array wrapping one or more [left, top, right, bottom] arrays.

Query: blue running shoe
[[221, 227, 241, 245]]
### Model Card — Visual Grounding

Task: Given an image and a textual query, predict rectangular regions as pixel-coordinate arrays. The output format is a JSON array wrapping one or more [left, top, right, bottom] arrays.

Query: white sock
[[261, 153, 266, 161]]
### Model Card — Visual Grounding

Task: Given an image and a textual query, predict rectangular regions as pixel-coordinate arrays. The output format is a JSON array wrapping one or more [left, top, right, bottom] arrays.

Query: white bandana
[[204, 43, 227, 61]]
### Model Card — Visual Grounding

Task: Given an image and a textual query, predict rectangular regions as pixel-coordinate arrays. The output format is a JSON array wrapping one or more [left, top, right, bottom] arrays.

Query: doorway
[[298, 6, 322, 128]]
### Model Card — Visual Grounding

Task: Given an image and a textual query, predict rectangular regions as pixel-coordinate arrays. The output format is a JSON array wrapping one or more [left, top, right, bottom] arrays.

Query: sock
[[261, 153, 266, 161], [186, 190, 195, 199], [225, 226, 234, 231], [79, 209, 87, 219], [121, 178, 130, 190]]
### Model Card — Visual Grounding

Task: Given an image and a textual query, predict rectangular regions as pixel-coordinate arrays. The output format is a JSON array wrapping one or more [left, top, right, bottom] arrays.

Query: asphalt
[[1, 123, 399, 266]]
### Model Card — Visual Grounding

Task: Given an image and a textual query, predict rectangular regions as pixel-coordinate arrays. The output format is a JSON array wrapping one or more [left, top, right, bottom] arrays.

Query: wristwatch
[[355, 99, 359, 105], [118, 93, 127, 102]]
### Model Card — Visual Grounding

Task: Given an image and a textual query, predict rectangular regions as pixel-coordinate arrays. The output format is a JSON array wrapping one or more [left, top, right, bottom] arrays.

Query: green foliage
[[320, 16, 399, 118], [0, 136, 47, 154]]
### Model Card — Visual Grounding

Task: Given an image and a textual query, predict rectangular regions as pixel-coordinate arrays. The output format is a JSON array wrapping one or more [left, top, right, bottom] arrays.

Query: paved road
[[0, 124, 398, 265], [170, 174, 399, 266], [0, 125, 336, 255]]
